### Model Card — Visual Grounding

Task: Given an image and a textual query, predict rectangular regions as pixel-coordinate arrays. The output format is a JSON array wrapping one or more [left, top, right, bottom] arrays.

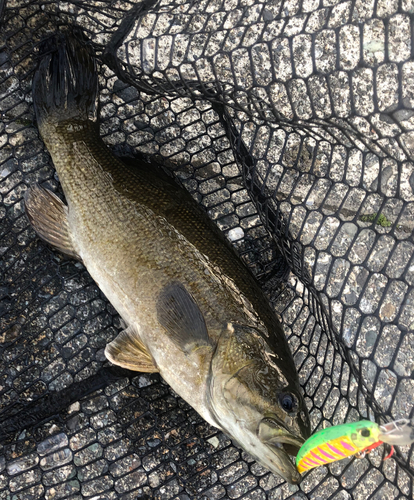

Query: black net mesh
[[1, 0, 414, 498]]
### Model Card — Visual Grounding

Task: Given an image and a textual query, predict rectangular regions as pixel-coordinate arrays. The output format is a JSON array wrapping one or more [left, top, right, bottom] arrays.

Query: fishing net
[[1, 0, 414, 498]]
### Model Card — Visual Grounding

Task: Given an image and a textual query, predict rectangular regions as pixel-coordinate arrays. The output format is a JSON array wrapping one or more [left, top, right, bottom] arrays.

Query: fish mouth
[[263, 434, 305, 484], [255, 416, 307, 483], [270, 440, 302, 457]]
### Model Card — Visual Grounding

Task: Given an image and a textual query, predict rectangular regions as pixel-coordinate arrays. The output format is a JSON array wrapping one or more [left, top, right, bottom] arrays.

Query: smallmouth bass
[[26, 32, 310, 483]]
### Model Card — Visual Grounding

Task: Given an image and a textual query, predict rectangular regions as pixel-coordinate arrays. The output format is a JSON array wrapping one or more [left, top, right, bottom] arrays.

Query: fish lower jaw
[[245, 438, 300, 484], [218, 423, 300, 484], [257, 446, 300, 483]]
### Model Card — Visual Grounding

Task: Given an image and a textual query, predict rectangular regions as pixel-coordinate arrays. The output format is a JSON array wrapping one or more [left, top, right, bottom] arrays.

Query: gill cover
[[210, 323, 292, 415], [211, 323, 308, 431]]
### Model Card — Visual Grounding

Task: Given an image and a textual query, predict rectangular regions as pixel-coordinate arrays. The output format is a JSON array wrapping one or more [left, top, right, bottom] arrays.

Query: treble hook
[[377, 419, 414, 459]]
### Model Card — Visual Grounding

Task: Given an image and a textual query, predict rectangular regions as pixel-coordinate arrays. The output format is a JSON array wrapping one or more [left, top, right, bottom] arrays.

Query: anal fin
[[105, 325, 158, 373], [25, 184, 81, 260]]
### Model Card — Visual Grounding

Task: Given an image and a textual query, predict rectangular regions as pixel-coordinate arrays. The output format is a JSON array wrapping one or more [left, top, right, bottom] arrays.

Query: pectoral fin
[[157, 281, 211, 353], [105, 325, 158, 373], [24, 184, 81, 260]]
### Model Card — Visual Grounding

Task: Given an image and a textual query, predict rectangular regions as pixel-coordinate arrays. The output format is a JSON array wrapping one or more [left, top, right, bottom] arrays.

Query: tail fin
[[32, 30, 98, 129]]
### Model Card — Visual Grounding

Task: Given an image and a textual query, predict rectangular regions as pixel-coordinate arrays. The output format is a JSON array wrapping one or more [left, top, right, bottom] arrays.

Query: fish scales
[[46, 122, 269, 337], [26, 32, 310, 484]]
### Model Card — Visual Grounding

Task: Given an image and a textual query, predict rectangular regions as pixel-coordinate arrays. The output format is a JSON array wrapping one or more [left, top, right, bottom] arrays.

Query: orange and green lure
[[296, 419, 414, 474]]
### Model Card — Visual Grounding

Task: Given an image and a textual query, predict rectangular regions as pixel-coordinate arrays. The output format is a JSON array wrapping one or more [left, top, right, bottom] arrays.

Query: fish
[[25, 31, 310, 484]]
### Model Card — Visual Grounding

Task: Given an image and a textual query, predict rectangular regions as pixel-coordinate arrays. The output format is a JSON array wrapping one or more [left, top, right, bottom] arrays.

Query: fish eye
[[361, 428, 371, 437], [279, 393, 297, 413]]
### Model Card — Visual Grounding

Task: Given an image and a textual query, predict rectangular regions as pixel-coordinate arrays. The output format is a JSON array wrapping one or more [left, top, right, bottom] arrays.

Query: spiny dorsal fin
[[24, 184, 81, 260], [105, 325, 158, 373], [157, 281, 211, 353]]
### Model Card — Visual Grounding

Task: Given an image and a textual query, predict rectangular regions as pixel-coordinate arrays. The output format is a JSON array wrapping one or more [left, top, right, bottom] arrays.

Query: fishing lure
[[296, 419, 414, 474]]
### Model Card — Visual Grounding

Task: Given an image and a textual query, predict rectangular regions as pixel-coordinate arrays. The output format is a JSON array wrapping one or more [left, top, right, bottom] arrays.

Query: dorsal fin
[[157, 282, 211, 353]]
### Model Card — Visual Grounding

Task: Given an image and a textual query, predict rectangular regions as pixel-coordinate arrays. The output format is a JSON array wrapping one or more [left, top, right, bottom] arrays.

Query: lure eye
[[361, 428, 371, 437], [279, 393, 297, 413]]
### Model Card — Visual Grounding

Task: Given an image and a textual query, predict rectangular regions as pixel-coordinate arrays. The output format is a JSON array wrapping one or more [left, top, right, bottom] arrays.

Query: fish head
[[208, 323, 310, 484]]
